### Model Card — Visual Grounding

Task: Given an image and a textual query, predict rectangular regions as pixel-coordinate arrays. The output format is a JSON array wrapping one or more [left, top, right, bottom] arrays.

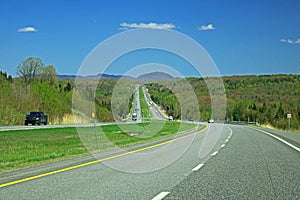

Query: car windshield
[[30, 112, 43, 117]]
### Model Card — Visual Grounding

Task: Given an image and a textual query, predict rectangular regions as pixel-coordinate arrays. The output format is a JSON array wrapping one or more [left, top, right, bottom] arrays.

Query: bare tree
[[16, 57, 44, 84]]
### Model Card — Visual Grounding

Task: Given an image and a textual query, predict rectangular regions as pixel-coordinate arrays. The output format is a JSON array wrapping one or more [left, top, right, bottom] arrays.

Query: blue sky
[[0, 0, 299, 77]]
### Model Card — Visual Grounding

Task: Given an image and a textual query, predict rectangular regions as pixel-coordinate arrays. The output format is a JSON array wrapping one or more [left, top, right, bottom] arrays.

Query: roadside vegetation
[[146, 75, 300, 131], [0, 57, 299, 132], [0, 121, 197, 172], [0, 127, 85, 172], [0, 57, 119, 125], [0, 59, 73, 125], [147, 82, 181, 119], [139, 87, 152, 120]]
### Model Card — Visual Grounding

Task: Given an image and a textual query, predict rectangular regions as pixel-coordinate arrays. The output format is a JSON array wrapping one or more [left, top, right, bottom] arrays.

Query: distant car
[[25, 112, 48, 126], [208, 119, 214, 123], [132, 112, 137, 121]]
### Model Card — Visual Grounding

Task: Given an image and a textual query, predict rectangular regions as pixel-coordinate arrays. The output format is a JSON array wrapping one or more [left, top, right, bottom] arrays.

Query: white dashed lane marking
[[151, 126, 234, 200], [152, 192, 170, 200], [192, 163, 204, 171]]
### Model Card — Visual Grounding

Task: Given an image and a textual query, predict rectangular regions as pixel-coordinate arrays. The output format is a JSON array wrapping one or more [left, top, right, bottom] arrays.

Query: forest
[[0, 57, 299, 131], [147, 75, 300, 130], [0, 57, 117, 125]]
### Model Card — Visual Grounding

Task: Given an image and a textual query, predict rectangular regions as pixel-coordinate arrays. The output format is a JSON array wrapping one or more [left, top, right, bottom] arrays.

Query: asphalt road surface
[[0, 122, 126, 132], [142, 86, 166, 120], [1, 124, 299, 199], [132, 85, 142, 122]]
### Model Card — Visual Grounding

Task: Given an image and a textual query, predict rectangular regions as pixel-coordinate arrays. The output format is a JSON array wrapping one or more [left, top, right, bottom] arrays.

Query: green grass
[[0, 121, 198, 172], [0, 127, 85, 172], [101, 120, 196, 146], [139, 87, 152, 119]]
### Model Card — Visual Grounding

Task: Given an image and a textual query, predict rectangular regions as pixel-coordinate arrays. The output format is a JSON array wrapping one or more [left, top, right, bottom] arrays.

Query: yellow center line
[[0, 124, 208, 188]]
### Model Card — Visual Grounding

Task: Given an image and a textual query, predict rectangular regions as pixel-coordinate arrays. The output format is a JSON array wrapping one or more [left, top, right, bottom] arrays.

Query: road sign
[[287, 114, 292, 119]]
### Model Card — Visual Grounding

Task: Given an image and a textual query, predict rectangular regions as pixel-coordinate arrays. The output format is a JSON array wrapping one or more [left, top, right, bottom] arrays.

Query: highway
[[142, 86, 167, 120], [1, 124, 300, 199], [1, 86, 299, 199], [132, 85, 142, 122], [0, 122, 127, 132]]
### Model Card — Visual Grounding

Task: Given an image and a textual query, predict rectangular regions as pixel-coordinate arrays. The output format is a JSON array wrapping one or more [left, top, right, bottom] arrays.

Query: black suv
[[25, 112, 48, 126]]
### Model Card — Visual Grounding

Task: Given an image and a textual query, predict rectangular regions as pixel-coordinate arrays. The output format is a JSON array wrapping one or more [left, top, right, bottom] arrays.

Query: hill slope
[[147, 74, 300, 130], [0, 72, 299, 131], [138, 72, 175, 82]]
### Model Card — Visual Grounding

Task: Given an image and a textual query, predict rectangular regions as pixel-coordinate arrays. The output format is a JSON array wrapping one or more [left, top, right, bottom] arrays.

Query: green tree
[[41, 65, 58, 85], [64, 82, 72, 92], [275, 103, 284, 120], [232, 103, 243, 121], [260, 102, 267, 113], [16, 57, 44, 84]]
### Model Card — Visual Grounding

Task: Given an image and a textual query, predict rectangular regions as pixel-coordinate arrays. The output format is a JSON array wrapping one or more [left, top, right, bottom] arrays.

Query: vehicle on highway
[[208, 119, 214, 123], [25, 112, 48, 126], [132, 112, 137, 121]]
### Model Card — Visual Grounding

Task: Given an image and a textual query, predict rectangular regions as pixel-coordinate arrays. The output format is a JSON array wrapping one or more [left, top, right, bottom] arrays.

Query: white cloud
[[18, 26, 38, 32], [119, 27, 129, 30], [280, 38, 300, 44], [198, 24, 215, 31], [120, 22, 176, 30]]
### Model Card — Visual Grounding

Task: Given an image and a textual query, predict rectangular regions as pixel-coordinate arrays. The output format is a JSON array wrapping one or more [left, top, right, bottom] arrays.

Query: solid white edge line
[[152, 192, 170, 200], [228, 126, 233, 136], [250, 127, 300, 153], [211, 151, 218, 156], [221, 144, 225, 148], [192, 163, 204, 171]]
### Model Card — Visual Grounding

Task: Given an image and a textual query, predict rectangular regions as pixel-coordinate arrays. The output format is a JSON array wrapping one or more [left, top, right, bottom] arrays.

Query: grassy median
[[0, 121, 198, 172], [139, 87, 152, 119]]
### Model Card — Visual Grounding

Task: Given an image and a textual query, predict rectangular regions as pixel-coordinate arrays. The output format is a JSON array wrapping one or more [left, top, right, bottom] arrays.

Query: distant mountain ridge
[[138, 72, 176, 82], [58, 72, 177, 82], [58, 74, 133, 80]]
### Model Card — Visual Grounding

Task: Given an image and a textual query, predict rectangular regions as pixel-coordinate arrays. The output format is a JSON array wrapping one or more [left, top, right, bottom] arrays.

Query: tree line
[[0, 57, 119, 125], [0, 57, 76, 125], [1, 57, 299, 131], [146, 75, 300, 130]]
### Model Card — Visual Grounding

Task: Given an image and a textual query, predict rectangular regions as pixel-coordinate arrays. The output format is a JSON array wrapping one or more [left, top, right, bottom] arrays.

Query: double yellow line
[[0, 125, 208, 188]]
